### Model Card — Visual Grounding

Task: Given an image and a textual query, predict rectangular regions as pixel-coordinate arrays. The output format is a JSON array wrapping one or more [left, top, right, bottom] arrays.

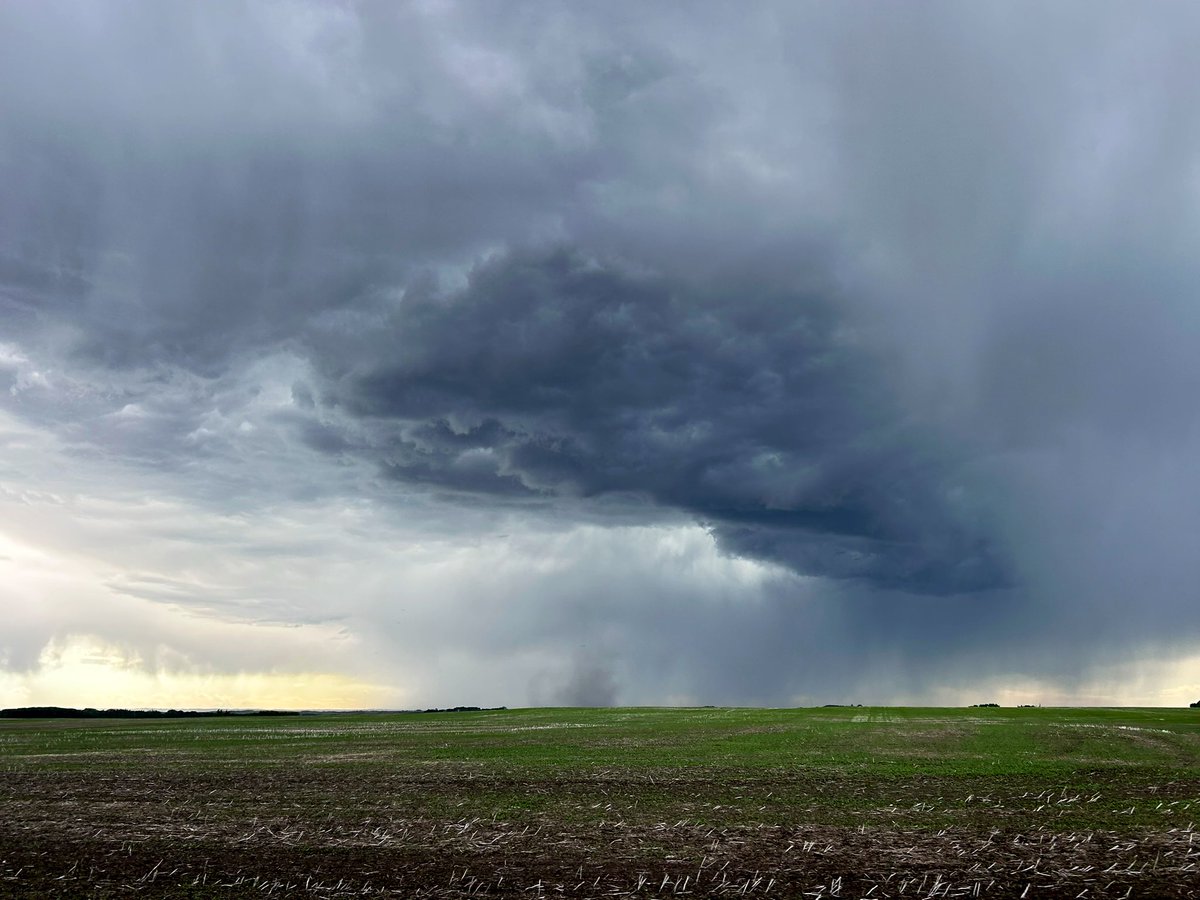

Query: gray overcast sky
[[2, 1, 1199, 709]]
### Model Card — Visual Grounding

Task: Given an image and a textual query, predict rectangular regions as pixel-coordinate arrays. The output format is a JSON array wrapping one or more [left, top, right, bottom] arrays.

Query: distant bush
[[970, 703, 1000, 708]]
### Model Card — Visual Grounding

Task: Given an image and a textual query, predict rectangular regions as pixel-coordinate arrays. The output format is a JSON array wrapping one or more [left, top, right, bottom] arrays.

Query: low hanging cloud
[[311, 249, 1009, 595]]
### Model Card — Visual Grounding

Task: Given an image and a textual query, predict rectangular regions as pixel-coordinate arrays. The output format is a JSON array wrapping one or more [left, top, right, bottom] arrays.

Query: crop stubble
[[1, 707, 1198, 897]]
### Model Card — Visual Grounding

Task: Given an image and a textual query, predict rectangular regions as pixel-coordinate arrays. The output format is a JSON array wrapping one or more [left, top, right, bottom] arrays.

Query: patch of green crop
[[3, 706, 1198, 831]]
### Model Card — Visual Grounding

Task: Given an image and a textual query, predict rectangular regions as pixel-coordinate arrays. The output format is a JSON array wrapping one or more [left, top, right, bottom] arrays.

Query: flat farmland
[[1, 707, 1198, 898]]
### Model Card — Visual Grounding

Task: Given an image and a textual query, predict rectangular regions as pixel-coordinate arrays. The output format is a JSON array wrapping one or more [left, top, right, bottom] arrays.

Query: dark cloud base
[[320, 249, 1011, 595]]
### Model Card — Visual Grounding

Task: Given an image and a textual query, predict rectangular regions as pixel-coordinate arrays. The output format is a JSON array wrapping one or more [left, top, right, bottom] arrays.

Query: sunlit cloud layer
[[2, 1, 1199, 708]]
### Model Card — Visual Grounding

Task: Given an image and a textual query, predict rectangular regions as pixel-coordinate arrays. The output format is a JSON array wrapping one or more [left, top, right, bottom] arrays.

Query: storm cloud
[[2, 1, 1199, 707], [321, 248, 1008, 595]]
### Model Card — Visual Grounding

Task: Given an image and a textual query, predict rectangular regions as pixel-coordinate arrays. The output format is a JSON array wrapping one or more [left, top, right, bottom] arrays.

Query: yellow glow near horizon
[[0, 635, 390, 710], [815, 653, 1200, 709]]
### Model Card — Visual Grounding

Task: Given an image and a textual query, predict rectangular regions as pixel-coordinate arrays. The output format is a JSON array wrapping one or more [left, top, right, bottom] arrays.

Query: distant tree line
[[0, 707, 298, 719], [415, 706, 507, 714], [1191, 700, 1200, 709]]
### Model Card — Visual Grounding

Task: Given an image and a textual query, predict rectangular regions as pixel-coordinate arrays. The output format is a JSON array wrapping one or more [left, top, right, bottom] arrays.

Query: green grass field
[[2, 706, 1198, 897]]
